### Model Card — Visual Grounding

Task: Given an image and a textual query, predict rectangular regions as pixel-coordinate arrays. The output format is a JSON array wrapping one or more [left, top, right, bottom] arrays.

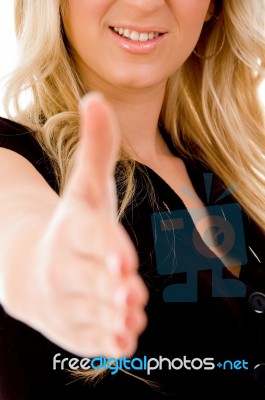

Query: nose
[[123, 0, 164, 13]]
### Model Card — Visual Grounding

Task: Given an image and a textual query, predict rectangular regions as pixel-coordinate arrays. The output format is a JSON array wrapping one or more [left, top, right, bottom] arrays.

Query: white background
[[0, 1, 17, 116], [0, 1, 264, 117]]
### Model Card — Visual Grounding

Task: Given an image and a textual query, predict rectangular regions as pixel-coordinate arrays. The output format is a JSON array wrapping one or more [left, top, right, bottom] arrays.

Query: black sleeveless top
[[0, 117, 265, 399]]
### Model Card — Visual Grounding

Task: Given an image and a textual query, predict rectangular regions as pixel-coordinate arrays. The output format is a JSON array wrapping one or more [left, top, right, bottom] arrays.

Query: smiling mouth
[[110, 26, 165, 42]]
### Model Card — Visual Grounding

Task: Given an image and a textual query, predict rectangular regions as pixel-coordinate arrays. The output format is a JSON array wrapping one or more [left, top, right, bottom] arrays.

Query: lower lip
[[109, 28, 166, 55]]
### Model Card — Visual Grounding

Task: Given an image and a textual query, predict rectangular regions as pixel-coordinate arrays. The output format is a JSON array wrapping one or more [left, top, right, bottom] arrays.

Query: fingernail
[[125, 313, 136, 330], [114, 288, 127, 308], [115, 334, 129, 350], [79, 91, 104, 111], [126, 288, 138, 306], [106, 252, 122, 276]]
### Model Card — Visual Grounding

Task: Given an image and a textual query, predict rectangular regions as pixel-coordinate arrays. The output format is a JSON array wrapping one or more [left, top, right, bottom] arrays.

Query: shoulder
[[0, 117, 58, 193], [0, 116, 40, 150], [0, 116, 30, 131], [0, 116, 39, 143]]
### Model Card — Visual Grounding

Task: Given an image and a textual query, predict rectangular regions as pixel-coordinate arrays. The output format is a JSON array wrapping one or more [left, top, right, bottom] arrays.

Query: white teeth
[[139, 33, 149, 42], [123, 29, 131, 38], [148, 32, 155, 40], [130, 31, 140, 41], [112, 27, 161, 41]]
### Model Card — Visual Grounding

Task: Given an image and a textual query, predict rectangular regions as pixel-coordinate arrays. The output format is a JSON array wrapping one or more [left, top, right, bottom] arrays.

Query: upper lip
[[109, 25, 167, 34]]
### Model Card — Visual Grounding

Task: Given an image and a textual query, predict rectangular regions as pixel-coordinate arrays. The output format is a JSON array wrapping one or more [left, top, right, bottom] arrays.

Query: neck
[[86, 78, 168, 161]]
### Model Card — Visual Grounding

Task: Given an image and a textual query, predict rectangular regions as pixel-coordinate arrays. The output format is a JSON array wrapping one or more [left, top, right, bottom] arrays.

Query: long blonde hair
[[3, 0, 265, 226], [3, 0, 265, 387]]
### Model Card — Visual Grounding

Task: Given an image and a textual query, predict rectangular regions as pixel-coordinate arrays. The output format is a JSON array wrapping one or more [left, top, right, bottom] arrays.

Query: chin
[[108, 70, 164, 90]]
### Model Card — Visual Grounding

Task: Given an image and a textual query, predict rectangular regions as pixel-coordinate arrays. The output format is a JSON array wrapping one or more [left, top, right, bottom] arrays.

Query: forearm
[[0, 197, 58, 317]]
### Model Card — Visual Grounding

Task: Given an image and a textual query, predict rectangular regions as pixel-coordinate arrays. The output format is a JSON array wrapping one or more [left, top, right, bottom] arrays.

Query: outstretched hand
[[24, 93, 148, 358]]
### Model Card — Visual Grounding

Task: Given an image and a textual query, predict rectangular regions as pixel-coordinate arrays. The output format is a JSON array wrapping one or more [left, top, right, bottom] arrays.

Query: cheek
[[172, 0, 211, 53], [63, 5, 97, 66], [172, 0, 211, 31], [63, 0, 110, 44]]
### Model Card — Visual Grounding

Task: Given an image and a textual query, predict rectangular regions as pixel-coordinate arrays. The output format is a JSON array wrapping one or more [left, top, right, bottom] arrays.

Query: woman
[[0, 0, 265, 398]]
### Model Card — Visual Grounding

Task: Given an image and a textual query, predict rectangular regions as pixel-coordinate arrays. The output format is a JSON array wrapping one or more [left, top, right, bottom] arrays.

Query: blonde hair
[[3, 0, 265, 386]]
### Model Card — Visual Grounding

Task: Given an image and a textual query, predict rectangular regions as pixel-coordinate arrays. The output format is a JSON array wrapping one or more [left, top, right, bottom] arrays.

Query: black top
[[0, 116, 265, 399]]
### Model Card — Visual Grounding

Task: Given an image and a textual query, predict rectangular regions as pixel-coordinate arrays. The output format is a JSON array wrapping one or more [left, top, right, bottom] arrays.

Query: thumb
[[63, 92, 120, 216]]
